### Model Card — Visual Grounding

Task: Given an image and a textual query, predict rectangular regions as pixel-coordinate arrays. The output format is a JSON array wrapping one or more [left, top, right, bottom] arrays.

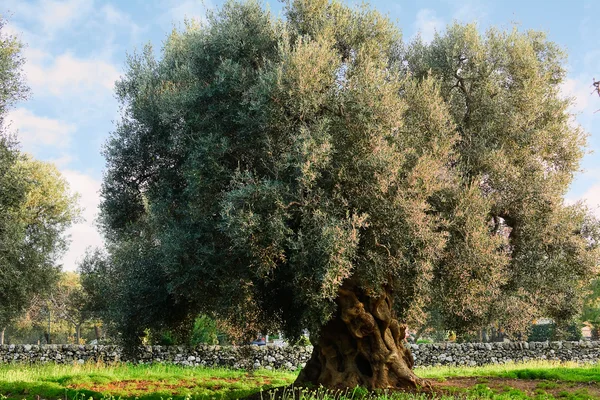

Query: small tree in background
[[49, 273, 91, 344], [99, 0, 599, 389], [0, 16, 80, 344], [0, 155, 80, 344], [580, 215, 600, 337], [190, 315, 219, 346], [78, 248, 114, 342]]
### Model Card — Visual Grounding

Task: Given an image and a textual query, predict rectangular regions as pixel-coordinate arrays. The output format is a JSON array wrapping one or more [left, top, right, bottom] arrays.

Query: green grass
[[0, 362, 296, 400], [416, 360, 600, 382], [2, 361, 600, 400]]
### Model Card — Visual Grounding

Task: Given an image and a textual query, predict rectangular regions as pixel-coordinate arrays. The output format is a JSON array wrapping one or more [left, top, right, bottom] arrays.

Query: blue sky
[[2, 0, 599, 271]]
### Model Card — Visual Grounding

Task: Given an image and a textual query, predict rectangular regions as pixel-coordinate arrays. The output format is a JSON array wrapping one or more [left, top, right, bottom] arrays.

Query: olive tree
[[0, 16, 80, 343], [100, 0, 597, 389], [0, 156, 80, 342]]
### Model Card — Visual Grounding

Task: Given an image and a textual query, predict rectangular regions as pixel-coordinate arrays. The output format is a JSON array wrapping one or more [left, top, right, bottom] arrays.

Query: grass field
[[0, 363, 296, 400], [1, 361, 600, 400]]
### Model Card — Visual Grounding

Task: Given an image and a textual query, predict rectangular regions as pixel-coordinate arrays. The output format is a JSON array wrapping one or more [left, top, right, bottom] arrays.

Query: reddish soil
[[70, 377, 600, 399], [243, 379, 600, 400], [69, 375, 274, 395], [430, 377, 600, 398]]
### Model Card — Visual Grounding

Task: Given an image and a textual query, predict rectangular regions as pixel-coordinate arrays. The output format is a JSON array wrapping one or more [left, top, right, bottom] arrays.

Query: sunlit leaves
[[99, 0, 597, 346]]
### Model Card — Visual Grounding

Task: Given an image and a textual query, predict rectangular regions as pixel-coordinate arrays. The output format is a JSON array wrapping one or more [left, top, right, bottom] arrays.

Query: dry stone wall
[[2, 341, 600, 369], [0, 344, 312, 370], [411, 341, 600, 366]]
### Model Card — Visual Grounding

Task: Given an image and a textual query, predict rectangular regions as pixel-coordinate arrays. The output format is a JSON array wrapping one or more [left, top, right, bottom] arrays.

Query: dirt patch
[[433, 377, 600, 398], [69, 379, 200, 394], [71, 376, 600, 399], [207, 377, 244, 384], [68, 375, 274, 396], [241, 379, 600, 400]]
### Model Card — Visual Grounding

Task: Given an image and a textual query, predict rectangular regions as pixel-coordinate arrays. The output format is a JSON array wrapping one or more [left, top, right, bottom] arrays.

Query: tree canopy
[[99, 0, 599, 389], [0, 16, 80, 335], [0, 155, 80, 331], [0, 16, 28, 130]]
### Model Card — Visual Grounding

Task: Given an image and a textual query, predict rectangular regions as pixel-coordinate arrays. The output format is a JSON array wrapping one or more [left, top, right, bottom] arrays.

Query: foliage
[[578, 216, 600, 335], [0, 16, 29, 130], [0, 155, 80, 331], [0, 16, 80, 334], [99, 0, 598, 354], [190, 315, 219, 345], [291, 335, 311, 346], [401, 24, 598, 334], [48, 272, 93, 343], [4, 273, 102, 345], [78, 249, 113, 323], [0, 16, 29, 331], [527, 324, 555, 342]]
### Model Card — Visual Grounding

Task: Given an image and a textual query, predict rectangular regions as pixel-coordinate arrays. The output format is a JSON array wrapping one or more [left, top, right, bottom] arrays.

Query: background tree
[[49, 272, 91, 344], [0, 15, 28, 345], [0, 156, 80, 343], [100, 0, 598, 389], [0, 16, 28, 130], [401, 23, 598, 336], [0, 17, 80, 344], [78, 249, 110, 319], [578, 214, 600, 337]]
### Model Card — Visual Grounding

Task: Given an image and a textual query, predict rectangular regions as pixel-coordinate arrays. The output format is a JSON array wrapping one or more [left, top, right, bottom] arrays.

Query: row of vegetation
[[3, 361, 600, 399], [1, 274, 585, 347], [2, 0, 600, 391]]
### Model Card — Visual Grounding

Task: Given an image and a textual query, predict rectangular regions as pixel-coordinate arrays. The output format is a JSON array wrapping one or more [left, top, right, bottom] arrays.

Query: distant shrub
[[190, 315, 219, 345], [291, 335, 311, 346], [157, 330, 176, 345], [527, 322, 581, 342]]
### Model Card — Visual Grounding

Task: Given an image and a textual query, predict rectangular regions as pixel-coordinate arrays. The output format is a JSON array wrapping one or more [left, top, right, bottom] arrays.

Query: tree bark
[[295, 284, 428, 390], [94, 324, 102, 341], [0, 328, 4, 345], [76, 324, 81, 344], [592, 326, 600, 340]]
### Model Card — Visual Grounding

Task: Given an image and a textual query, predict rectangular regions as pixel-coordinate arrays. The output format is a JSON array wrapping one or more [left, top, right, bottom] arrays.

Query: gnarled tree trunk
[[94, 324, 102, 341], [295, 284, 427, 390]]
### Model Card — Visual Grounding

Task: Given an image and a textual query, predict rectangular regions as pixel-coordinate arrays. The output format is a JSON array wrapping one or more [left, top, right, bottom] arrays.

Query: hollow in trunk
[[295, 284, 428, 390]]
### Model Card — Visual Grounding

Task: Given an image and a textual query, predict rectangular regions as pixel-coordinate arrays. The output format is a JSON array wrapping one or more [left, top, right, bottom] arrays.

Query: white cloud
[[38, 0, 93, 34], [578, 183, 600, 218], [3, 0, 93, 37], [48, 154, 76, 168], [583, 51, 600, 81], [59, 169, 104, 271], [24, 51, 120, 97], [560, 76, 595, 114], [2, 22, 19, 38], [101, 4, 143, 42], [452, 2, 488, 24], [167, 0, 212, 26], [7, 108, 74, 152], [413, 9, 444, 43], [102, 3, 129, 25]]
